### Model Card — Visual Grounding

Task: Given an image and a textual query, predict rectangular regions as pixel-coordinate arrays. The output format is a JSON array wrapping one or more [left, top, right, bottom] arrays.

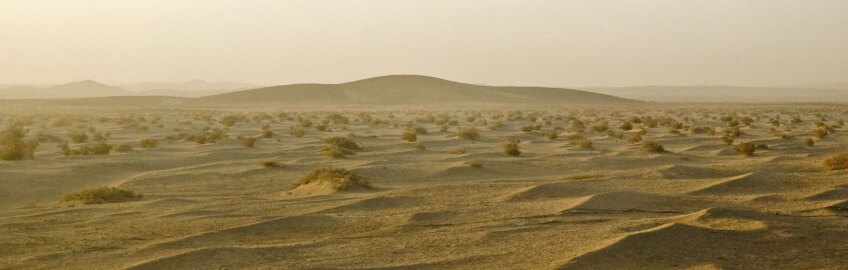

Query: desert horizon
[[3, 1, 848, 269]]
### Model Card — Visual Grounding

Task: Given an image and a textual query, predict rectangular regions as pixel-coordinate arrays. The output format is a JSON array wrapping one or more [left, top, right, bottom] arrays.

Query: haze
[[2, 0, 847, 87]]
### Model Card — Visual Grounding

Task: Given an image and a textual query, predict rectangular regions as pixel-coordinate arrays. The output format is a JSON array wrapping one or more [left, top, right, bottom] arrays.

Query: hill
[[584, 86, 848, 103], [0, 80, 130, 99], [199, 75, 635, 106]]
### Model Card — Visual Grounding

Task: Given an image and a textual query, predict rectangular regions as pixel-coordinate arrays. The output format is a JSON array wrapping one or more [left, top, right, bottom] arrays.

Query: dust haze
[[2, 1, 848, 270]]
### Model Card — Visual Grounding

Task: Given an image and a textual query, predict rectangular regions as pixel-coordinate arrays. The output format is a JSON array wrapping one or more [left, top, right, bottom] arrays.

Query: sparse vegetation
[[0, 125, 39, 161], [457, 127, 479, 140], [292, 168, 370, 190], [641, 141, 665, 153], [62, 187, 142, 204]]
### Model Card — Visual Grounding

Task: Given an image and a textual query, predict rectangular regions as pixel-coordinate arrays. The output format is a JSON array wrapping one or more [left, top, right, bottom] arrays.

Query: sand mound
[[157, 214, 382, 249], [287, 168, 371, 197], [806, 185, 848, 200], [502, 182, 598, 202], [688, 172, 806, 195], [563, 191, 703, 213], [558, 222, 771, 269], [651, 164, 741, 179], [322, 195, 423, 212]]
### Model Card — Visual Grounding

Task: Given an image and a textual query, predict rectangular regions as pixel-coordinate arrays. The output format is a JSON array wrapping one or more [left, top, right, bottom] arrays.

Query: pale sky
[[1, 0, 847, 87]]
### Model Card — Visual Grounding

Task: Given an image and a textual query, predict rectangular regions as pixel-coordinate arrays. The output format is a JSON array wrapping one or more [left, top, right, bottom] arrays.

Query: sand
[[2, 105, 848, 269]]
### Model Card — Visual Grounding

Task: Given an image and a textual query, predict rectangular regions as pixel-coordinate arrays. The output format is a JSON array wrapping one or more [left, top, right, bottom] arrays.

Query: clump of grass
[[803, 138, 815, 147], [457, 127, 479, 140], [627, 133, 643, 144], [736, 141, 757, 156], [813, 128, 829, 139], [412, 142, 426, 150], [544, 130, 558, 140], [721, 134, 734, 145], [641, 141, 665, 153], [320, 136, 361, 158], [401, 132, 417, 142], [502, 137, 521, 156], [114, 144, 134, 152], [139, 138, 158, 148], [91, 142, 112, 155], [824, 153, 848, 170], [260, 124, 274, 138], [62, 187, 142, 204], [289, 126, 305, 138], [464, 159, 482, 168], [239, 136, 257, 148], [292, 168, 370, 190], [258, 160, 279, 168], [68, 131, 88, 143]]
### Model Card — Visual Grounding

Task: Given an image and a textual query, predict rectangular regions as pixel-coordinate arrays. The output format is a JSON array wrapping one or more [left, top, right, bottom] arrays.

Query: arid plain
[[2, 77, 848, 269]]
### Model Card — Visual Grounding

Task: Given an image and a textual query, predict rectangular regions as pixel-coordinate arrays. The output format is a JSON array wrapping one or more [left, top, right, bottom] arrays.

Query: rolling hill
[[584, 86, 848, 103], [0, 80, 130, 99], [198, 75, 636, 106]]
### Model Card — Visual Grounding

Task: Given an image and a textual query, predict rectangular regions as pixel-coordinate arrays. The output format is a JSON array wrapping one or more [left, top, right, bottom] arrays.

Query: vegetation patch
[[62, 187, 142, 204]]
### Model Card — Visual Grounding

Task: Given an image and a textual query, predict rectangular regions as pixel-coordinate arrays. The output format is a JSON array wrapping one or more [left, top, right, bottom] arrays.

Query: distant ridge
[[199, 75, 636, 105]]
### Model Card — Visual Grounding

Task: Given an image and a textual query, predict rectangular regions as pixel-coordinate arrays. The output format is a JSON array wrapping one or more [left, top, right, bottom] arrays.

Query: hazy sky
[[1, 0, 847, 87]]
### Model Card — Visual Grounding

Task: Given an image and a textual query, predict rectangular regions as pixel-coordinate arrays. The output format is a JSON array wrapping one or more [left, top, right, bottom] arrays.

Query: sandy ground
[[2, 106, 848, 269]]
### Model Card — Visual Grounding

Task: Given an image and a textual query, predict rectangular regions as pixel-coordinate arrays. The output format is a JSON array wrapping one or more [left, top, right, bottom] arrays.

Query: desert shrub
[[289, 126, 305, 138], [239, 136, 257, 148], [823, 153, 848, 170], [641, 141, 665, 153], [315, 123, 328, 132], [575, 138, 593, 149], [320, 137, 361, 158], [457, 127, 479, 140], [58, 142, 71, 156], [465, 159, 482, 168], [69, 131, 88, 143], [803, 138, 815, 147], [62, 187, 142, 204], [219, 115, 245, 127], [544, 130, 558, 140], [0, 125, 39, 161], [138, 138, 158, 148], [325, 113, 349, 124], [91, 142, 112, 155], [721, 134, 734, 145], [813, 128, 829, 139], [520, 125, 535, 132], [260, 124, 274, 138], [627, 133, 643, 144], [291, 168, 370, 190], [736, 142, 757, 156], [502, 137, 521, 156], [114, 144, 134, 152], [258, 160, 279, 168], [401, 132, 417, 142], [619, 122, 633, 131]]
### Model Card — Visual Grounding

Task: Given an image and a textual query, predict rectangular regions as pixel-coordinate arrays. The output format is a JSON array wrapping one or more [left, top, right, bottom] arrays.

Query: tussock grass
[[502, 137, 521, 156]]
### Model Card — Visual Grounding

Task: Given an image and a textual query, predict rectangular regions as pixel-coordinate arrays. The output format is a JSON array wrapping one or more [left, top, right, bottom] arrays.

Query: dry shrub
[[91, 142, 112, 155], [114, 144, 134, 152], [824, 153, 848, 170], [641, 141, 665, 153], [736, 142, 757, 156], [62, 187, 142, 204], [457, 127, 479, 140], [321, 136, 361, 158], [289, 126, 305, 138], [401, 132, 417, 142], [448, 148, 466, 154], [0, 125, 39, 161], [502, 137, 521, 156], [139, 138, 158, 148], [464, 159, 483, 168], [239, 136, 257, 148], [803, 138, 815, 147], [259, 160, 279, 168], [292, 168, 370, 190]]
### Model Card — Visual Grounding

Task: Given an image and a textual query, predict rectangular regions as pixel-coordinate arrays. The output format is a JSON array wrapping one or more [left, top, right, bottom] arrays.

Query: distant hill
[[199, 75, 636, 106], [0, 80, 130, 99], [121, 80, 260, 95], [584, 86, 848, 103]]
